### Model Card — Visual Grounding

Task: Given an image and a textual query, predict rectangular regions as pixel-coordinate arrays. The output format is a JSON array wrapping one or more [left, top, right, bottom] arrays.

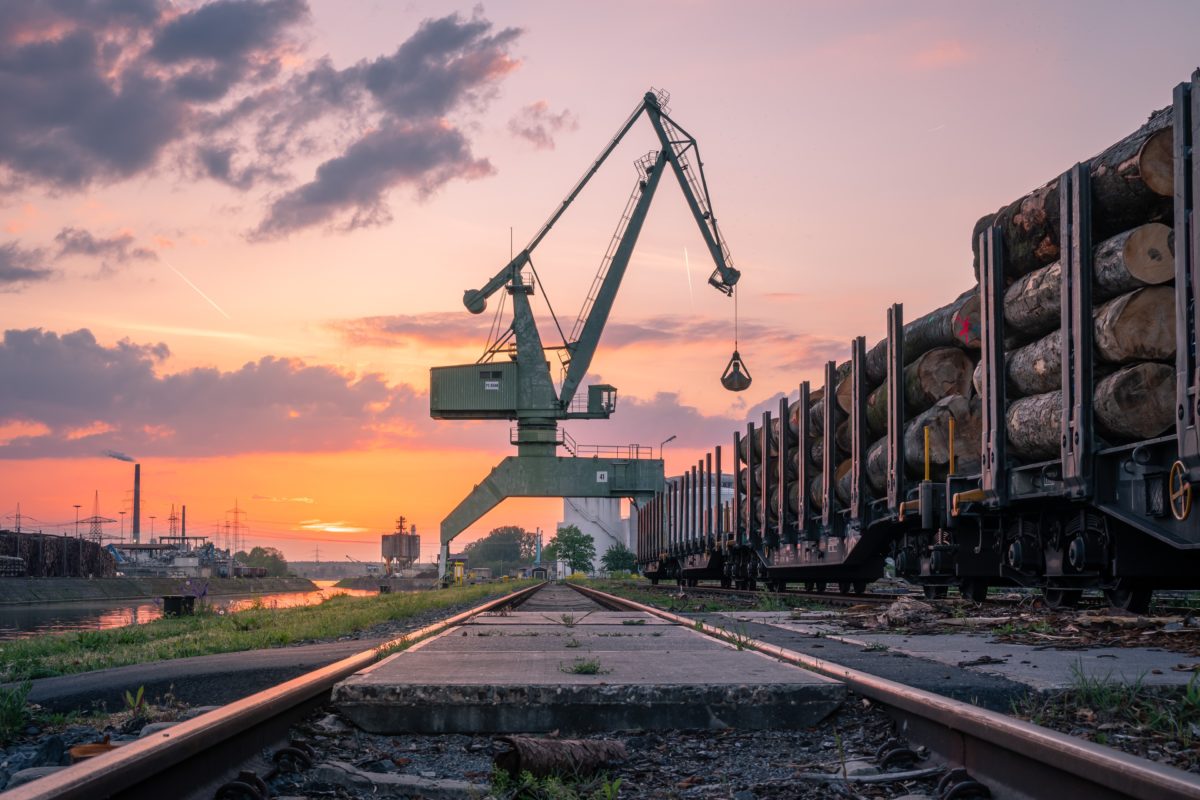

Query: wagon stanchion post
[[746, 422, 757, 549], [761, 410, 772, 550], [1060, 161, 1095, 499], [1173, 72, 1200, 485], [821, 360, 840, 538], [979, 226, 1009, 507], [778, 395, 790, 546], [886, 304, 905, 514], [714, 445, 723, 552], [850, 335, 868, 523], [796, 381, 814, 542], [732, 431, 742, 549]]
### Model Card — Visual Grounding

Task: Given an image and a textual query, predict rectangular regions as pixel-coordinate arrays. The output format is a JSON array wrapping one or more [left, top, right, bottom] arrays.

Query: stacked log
[[971, 106, 1173, 279], [966, 106, 1179, 462], [731, 101, 1179, 524], [1007, 363, 1176, 460], [1003, 223, 1174, 341]]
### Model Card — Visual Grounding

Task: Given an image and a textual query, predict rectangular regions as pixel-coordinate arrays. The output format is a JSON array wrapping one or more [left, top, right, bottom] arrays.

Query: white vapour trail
[[683, 247, 694, 308], [162, 257, 231, 320]]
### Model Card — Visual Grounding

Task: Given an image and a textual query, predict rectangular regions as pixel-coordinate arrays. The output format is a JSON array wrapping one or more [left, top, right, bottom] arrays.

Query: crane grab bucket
[[721, 350, 752, 392]]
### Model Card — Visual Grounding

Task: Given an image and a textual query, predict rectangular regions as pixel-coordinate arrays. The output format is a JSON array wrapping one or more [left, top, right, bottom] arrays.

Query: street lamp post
[[119, 511, 126, 542], [72, 504, 81, 539], [659, 434, 677, 460]]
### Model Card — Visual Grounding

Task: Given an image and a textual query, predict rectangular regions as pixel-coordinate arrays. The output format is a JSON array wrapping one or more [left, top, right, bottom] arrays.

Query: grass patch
[[560, 658, 609, 675], [0, 582, 535, 682], [620, 619, 645, 626], [576, 577, 825, 614], [0, 681, 31, 743], [1014, 664, 1200, 761], [492, 767, 621, 799]]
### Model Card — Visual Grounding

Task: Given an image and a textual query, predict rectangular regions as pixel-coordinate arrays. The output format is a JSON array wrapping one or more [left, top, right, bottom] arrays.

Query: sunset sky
[[2, 0, 1198, 562]]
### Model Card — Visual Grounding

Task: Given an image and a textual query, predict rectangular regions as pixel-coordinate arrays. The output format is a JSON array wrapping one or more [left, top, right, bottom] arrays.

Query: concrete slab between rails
[[709, 612, 1200, 692], [333, 611, 845, 734]]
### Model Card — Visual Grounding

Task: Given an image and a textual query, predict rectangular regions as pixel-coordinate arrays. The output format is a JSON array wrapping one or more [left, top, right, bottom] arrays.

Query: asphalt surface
[[696, 612, 1031, 712]]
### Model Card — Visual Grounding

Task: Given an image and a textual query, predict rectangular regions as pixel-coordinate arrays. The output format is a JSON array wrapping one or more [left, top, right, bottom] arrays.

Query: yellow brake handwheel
[[1169, 461, 1193, 522]]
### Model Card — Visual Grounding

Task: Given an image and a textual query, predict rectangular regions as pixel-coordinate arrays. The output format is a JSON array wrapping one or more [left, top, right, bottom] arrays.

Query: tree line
[[460, 524, 636, 576]]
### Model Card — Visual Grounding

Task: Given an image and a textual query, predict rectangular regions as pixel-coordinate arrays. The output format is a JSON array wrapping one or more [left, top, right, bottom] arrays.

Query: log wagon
[[636, 70, 1200, 613]]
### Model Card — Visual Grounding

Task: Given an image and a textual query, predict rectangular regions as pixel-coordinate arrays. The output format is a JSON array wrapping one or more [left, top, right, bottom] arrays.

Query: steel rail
[[4, 582, 547, 800], [570, 583, 1200, 800], [642, 582, 913, 606]]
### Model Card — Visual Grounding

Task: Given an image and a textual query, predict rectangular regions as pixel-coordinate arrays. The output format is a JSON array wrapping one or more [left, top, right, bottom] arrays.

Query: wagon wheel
[[1042, 588, 1082, 609], [1169, 461, 1192, 521], [1104, 580, 1152, 614]]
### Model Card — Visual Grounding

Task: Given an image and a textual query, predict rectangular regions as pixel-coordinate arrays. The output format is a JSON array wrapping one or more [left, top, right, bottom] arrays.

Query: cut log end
[[1120, 222, 1174, 285], [1138, 128, 1175, 197]]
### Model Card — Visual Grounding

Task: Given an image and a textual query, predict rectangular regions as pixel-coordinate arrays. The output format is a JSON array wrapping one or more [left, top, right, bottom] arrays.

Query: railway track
[[9, 579, 1198, 799], [641, 581, 914, 607], [571, 582, 1200, 800], [2, 582, 545, 800]]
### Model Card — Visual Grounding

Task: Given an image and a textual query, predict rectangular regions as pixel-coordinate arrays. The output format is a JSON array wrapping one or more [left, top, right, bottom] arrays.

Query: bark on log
[[972, 107, 1174, 279], [1003, 223, 1175, 341], [1095, 362, 1176, 441], [809, 472, 823, 512], [1006, 330, 1123, 397], [495, 737, 628, 778], [865, 437, 888, 496], [835, 419, 852, 455], [803, 396, 847, 432], [863, 347, 977, 435], [838, 289, 980, 400], [787, 479, 800, 516], [1093, 286, 1176, 363], [738, 431, 781, 463], [903, 395, 983, 480], [833, 459, 854, 506], [1006, 362, 1176, 460], [790, 436, 823, 475]]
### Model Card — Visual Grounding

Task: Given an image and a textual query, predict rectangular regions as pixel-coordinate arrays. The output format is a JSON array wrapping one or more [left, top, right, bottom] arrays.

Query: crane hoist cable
[[721, 285, 752, 391]]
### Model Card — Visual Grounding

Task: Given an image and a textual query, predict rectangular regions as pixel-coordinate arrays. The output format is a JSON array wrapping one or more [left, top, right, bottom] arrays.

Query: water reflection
[[0, 580, 379, 640]]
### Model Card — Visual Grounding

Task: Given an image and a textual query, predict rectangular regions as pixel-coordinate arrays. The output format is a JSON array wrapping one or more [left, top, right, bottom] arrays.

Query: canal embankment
[[0, 576, 316, 606]]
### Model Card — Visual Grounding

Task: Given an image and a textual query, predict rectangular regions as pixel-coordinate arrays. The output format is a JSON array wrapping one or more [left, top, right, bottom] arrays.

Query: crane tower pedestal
[[438, 454, 662, 576]]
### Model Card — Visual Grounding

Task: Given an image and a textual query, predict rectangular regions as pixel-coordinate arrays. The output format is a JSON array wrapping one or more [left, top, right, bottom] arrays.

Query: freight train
[[637, 70, 1200, 614]]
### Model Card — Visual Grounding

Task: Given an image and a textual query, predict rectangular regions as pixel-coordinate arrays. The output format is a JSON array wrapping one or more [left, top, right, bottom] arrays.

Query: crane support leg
[[438, 455, 664, 577]]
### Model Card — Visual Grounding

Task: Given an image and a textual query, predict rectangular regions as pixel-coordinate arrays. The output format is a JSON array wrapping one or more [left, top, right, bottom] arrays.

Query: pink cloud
[[910, 40, 969, 70]]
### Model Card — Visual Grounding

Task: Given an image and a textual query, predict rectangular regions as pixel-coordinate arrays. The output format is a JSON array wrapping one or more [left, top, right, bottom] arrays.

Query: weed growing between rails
[[0, 582, 536, 682], [491, 767, 622, 800], [1013, 662, 1200, 772], [577, 577, 829, 614]]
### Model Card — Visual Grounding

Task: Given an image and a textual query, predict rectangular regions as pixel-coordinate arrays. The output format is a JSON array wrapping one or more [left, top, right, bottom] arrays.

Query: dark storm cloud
[[0, 0, 306, 191], [0, 3, 527, 240], [360, 13, 521, 118], [252, 121, 494, 238], [508, 101, 579, 150], [55, 227, 156, 264], [247, 12, 521, 238], [0, 328, 412, 458], [150, 0, 306, 64], [0, 243, 52, 291]]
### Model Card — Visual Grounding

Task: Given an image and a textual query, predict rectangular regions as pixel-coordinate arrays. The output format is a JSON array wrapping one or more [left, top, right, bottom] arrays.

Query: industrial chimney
[[132, 463, 141, 544]]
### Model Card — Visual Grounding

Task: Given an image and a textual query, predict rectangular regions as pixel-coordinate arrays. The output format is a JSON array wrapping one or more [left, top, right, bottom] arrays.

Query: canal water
[[0, 580, 379, 640]]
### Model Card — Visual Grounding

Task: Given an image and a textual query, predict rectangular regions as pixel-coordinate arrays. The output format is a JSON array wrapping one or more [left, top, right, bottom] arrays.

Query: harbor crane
[[430, 89, 749, 576]]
